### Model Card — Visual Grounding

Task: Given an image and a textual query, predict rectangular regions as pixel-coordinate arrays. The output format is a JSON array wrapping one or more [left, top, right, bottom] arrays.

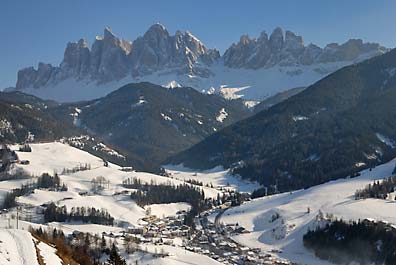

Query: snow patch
[[70, 107, 82, 126], [216, 108, 228, 123], [132, 96, 147, 108], [37, 241, 62, 265], [376, 133, 395, 148], [219, 85, 251, 99], [0, 119, 14, 136], [93, 142, 126, 159], [244, 100, 260, 108], [164, 80, 182, 88], [385, 67, 396, 77], [355, 162, 366, 168], [292, 115, 308, 121], [161, 113, 172, 121]]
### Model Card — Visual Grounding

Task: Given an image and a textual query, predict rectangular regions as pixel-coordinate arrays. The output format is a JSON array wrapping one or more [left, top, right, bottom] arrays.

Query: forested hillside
[[168, 49, 396, 191]]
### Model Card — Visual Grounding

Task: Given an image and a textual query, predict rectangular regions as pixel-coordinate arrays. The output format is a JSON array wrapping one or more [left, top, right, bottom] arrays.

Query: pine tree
[[101, 234, 107, 252], [107, 243, 126, 265]]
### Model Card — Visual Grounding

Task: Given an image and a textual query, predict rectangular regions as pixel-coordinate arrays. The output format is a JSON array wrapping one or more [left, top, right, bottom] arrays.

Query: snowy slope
[[18, 60, 355, 102], [0, 142, 243, 265], [12, 142, 106, 176], [164, 164, 262, 193], [125, 244, 223, 265], [0, 229, 39, 265], [218, 158, 396, 264], [4, 142, 396, 264], [1, 142, 224, 228], [144, 203, 191, 218], [37, 241, 62, 265]]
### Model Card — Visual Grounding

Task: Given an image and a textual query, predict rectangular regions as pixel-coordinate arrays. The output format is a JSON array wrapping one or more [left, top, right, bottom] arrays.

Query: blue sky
[[0, 0, 395, 88]]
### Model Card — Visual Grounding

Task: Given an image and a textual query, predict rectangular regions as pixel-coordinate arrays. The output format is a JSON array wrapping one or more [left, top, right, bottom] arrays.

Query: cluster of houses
[[126, 210, 191, 246], [0, 143, 294, 264], [121, 203, 293, 265], [183, 208, 294, 265]]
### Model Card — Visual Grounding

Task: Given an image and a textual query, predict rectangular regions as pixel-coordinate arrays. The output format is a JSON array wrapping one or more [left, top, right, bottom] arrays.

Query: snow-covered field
[[0, 229, 38, 265], [219, 158, 396, 265], [12, 142, 106, 176], [145, 203, 191, 219], [0, 142, 240, 264], [164, 164, 262, 193], [0, 143, 225, 229], [125, 244, 223, 265]]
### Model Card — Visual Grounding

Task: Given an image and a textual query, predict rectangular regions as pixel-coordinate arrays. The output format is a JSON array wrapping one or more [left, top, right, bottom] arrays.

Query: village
[[0, 193, 295, 264], [0, 143, 294, 264], [120, 197, 294, 264]]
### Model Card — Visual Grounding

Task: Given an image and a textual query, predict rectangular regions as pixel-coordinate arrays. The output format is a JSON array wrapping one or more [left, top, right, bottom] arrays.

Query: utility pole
[[16, 207, 20, 229]]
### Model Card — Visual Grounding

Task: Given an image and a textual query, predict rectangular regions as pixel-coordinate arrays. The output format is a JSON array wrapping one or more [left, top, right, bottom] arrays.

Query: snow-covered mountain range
[[13, 24, 387, 102]]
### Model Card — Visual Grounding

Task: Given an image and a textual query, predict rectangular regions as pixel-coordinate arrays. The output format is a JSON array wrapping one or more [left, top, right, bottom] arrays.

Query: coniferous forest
[[355, 176, 396, 200], [44, 203, 115, 225], [304, 219, 396, 265]]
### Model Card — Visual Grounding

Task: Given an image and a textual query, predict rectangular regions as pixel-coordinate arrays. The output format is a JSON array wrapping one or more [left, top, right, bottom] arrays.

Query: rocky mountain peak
[[148, 23, 167, 32], [269, 27, 284, 51], [14, 24, 388, 102], [103, 27, 115, 39], [257, 31, 269, 43], [130, 24, 218, 76], [240, 35, 253, 45], [77, 38, 89, 48], [143, 23, 170, 40], [224, 27, 387, 69], [101, 27, 132, 54], [284, 30, 304, 50]]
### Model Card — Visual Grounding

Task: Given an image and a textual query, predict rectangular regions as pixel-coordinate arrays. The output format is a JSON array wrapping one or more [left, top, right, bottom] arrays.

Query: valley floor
[[0, 142, 260, 265], [1, 141, 395, 264]]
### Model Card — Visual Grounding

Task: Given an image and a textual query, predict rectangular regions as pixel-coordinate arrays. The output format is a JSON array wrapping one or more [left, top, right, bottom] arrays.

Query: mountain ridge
[[48, 82, 251, 171], [13, 24, 388, 102]]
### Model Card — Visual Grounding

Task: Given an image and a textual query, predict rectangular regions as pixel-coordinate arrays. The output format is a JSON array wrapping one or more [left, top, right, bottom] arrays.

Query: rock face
[[16, 24, 219, 91], [14, 25, 387, 101], [223, 28, 387, 69], [129, 24, 219, 76]]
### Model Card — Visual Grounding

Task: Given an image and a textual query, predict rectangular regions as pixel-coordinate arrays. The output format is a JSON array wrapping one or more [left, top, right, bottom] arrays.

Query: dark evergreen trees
[[129, 182, 204, 207], [29, 226, 118, 265], [126, 179, 214, 226], [303, 219, 396, 265], [1, 182, 35, 209], [37, 173, 64, 190], [1, 173, 67, 209], [107, 244, 127, 265], [168, 49, 396, 192], [355, 176, 396, 199], [43, 203, 114, 225]]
